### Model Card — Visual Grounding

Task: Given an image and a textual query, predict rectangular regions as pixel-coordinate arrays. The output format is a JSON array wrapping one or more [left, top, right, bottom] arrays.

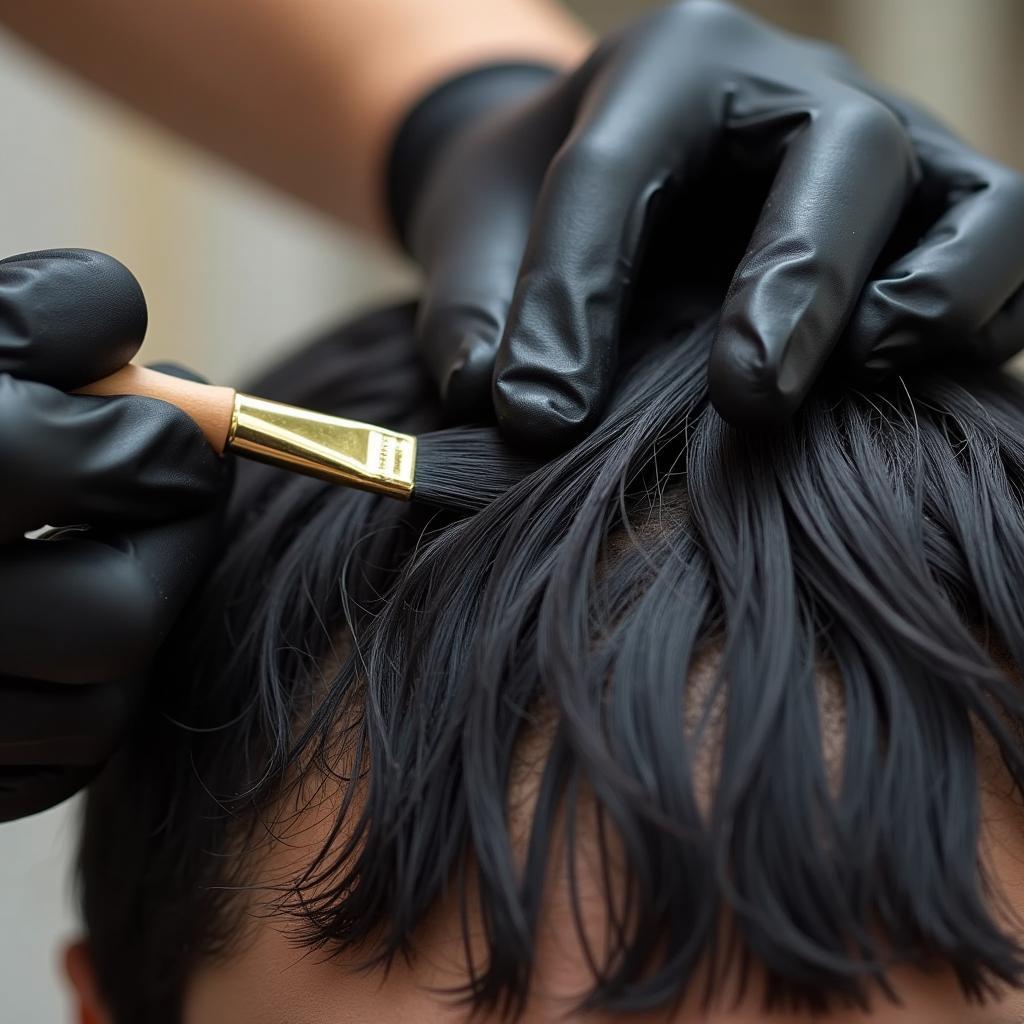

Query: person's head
[[67, 302, 1024, 1023]]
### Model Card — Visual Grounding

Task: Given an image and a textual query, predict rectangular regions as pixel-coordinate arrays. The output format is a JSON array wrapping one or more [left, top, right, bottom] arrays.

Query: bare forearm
[[0, 0, 590, 238]]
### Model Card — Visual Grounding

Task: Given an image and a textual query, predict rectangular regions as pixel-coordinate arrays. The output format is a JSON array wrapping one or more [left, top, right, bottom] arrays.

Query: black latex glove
[[0, 249, 225, 821], [389, 0, 1024, 443]]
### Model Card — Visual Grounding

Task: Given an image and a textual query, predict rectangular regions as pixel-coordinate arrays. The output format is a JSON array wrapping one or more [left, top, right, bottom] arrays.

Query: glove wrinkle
[[0, 377, 223, 541]]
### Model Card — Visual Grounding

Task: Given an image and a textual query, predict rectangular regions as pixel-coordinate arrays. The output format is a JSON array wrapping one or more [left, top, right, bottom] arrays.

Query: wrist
[[386, 62, 560, 249]]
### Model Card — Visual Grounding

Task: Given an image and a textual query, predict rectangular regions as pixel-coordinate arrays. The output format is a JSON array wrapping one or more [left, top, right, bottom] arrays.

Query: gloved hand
[[0, 249, 225, 821], [389, 0, 1024, 443]]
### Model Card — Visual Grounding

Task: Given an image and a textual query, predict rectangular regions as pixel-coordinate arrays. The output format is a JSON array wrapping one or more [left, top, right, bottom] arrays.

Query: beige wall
[[0, 3, 1021, 1020], [0, 30, 416, 385]]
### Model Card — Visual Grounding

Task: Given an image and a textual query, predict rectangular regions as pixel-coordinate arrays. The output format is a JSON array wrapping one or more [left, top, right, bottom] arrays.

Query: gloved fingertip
[[839, 317, 923, 382], [851, 355, 895, 385], [0, 248, 148, 387], [493, 374, 598, 452], [441, 336, 497, 420], [850, 338, 909, 384], [707, 330, 804, 428]]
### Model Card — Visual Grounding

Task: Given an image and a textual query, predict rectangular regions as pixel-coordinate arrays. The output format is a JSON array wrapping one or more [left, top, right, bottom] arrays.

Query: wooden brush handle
[[76, 366, 236, 454]]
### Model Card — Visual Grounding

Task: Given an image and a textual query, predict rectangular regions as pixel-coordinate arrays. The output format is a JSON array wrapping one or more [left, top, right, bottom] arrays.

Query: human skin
[[0, 0, 590, 238], [65, 692, 1024, 1024], [175, 746, 1024, 1022]]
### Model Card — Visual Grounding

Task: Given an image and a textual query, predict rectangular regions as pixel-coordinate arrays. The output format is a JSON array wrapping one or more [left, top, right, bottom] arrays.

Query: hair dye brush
[[77, 366, 538, 512]]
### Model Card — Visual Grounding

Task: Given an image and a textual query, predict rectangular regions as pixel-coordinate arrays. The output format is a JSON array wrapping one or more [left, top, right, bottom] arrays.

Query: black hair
[[78, 300, 1024, 1023]]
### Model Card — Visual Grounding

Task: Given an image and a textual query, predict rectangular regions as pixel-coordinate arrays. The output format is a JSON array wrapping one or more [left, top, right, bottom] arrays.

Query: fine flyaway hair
[[78, 300, 1024, 1023]]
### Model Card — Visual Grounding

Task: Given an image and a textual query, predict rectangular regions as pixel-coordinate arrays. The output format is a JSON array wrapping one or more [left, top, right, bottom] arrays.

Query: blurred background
[[1, 1, 1021, 1018]]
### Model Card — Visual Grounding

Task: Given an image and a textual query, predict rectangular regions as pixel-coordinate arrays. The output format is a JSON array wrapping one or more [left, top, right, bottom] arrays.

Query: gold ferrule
[[226, 393, 416, 500]]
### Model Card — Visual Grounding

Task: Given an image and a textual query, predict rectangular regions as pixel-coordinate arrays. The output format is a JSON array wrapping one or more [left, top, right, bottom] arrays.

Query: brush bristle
[[413, 427, 542, 512]]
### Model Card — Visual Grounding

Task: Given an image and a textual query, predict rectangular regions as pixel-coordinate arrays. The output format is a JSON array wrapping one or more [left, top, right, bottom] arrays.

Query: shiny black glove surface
[[390, 0, 1024, 443], [0, 249, 225, 821]]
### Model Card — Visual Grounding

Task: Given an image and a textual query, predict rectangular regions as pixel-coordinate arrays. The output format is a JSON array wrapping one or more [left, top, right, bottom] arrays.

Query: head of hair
[[78, 300, 1024, 1022]]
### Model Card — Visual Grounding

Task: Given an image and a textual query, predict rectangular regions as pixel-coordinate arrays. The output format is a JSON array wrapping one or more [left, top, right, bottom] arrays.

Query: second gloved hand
[[389, 0, 1024, 444], [0, 249, 226, 821]]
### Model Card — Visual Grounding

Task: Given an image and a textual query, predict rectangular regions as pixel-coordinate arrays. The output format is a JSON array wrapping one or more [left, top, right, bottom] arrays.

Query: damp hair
[[78, 300, 1024, 1023]]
